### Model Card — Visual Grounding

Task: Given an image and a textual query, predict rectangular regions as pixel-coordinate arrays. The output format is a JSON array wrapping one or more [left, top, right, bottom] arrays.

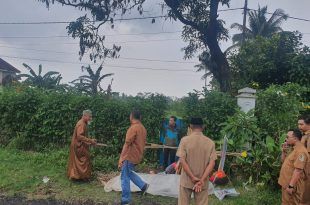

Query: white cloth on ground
[[104, 172, 214, 198]]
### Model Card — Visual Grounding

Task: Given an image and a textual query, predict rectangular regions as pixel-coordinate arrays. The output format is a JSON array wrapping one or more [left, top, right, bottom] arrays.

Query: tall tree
[[37, 0, 233, 92], [231, 6, 288, 44], [163, 0, 231, 92], [18, 63, 63, 89], [71, 64, 114, 95], [230, 32, 310, 89]]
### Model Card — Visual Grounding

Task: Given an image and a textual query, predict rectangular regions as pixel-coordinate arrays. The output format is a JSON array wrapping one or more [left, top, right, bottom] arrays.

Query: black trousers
[[163, 148, 176, 168]]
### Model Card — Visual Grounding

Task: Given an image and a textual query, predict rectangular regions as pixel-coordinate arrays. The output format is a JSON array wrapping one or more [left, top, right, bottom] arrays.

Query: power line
[[0, 44, 196, 64], [0, 8, 244, 25], [0, 15, 167, 25], [0, 30, 309, 41], [0, 31, 182, 39], [218, 8, 243, 12], [0, 38, 181, 46], [247, 8, 310, 22], [0, 55, 197, 73], [0, 7, 309, 25]]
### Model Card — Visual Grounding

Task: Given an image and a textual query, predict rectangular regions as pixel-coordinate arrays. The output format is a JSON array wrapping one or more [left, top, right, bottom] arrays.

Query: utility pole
[[242, 0, 248, 45], [204, 70, 207, 88]]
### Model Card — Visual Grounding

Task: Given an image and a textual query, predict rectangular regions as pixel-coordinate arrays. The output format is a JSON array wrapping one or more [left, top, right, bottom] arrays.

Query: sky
[[0, 0, 309, 97]]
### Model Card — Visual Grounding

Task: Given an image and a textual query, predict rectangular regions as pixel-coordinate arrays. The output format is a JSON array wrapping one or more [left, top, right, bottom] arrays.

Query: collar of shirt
[[305, 130, 310, 135], [167, 126, 177, 132], [189, 131, 204, 137], [294, 141, 304, 149], [131, 120, 141, 125]]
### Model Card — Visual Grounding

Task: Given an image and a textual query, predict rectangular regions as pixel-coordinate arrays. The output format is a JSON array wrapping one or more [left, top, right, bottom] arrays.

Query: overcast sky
[[0, 0, 309, 97]]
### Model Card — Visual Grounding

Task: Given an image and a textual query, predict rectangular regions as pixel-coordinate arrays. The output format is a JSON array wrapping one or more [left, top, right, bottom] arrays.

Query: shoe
[[141, 183, 149, 196]]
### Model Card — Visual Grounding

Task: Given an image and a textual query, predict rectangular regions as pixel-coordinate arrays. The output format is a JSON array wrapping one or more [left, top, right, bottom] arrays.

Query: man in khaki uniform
[[279, 129, 309, 205], [176, 117, 217, 205], [298, 115, 310, 205]]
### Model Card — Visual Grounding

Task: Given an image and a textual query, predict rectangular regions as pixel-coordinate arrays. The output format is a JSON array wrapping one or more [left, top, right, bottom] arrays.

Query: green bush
[[255, 83, 308, 141], [0, 87, 42, 145], [182, 90, 238, 140], [221, 110, 260, 150], [221, 111, 281, 187], [0, 87, 168, 163], [221, 84, 308, 187]]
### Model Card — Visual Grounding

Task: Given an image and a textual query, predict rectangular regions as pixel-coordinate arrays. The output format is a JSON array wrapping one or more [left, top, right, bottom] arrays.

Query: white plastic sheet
[[104, 172, 214, 198], [214, 188, 240, 200]]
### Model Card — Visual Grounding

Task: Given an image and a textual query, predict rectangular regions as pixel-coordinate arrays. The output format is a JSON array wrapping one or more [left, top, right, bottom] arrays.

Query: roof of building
[[0, 58, 21, 73]]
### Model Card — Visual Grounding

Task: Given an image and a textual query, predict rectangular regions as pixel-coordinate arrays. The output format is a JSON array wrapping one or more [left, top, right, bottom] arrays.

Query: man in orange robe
[[67, 110, 97, 180]]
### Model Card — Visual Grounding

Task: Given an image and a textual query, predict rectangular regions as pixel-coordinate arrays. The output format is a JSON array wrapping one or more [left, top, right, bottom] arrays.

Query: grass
[[0, 148, 281, 204]]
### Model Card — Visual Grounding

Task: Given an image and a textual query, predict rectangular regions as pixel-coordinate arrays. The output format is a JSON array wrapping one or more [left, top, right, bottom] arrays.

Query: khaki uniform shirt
[[301, 130, 310, 153], [278, 142, 309, 188], [301, 130, 310, 203], [176, 132, 217, 189], [119, 121, 147, 165]]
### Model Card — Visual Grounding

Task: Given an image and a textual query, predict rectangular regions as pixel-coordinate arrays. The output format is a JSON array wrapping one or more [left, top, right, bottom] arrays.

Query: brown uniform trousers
[[278, 142, 309, 205], [178, 186, 208, 205], [176, 132, 217, 205], [301, 132, 310, 204]]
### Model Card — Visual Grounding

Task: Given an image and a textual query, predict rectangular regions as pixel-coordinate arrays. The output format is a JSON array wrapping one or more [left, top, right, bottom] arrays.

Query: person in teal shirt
[[163, 116, 179, 168]]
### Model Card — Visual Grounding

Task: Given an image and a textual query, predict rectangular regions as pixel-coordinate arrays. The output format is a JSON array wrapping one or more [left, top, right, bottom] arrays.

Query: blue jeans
[[121, 160, 146, 204]]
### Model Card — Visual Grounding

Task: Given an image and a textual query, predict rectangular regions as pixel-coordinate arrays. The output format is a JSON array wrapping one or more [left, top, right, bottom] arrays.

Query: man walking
[[176, 117, 217, 205], [278, 129, 309, 205], [67, 110, 97, 181], [118, 110, 149, 205]]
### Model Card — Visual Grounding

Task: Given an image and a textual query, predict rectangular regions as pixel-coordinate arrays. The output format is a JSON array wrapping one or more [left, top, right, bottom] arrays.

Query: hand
[[193, 181, 203, 193], [118, 161, 123, 170], [191, 176, 200, 184], [92, 139, 97, 146], [286, 187, 294, 195], [281, 142, 288, 152], [198, 179, 205, 188]]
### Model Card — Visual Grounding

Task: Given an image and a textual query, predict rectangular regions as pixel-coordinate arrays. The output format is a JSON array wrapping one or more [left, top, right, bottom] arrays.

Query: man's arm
[[194, 143, 217, 192], [193, 159, 215, 193], [289, 168, 303, 187], [200, 160, 216, 182], [76, 125, 96, 145], [281, 143, 288, 163], [286, 152, 308, 194], [281, 151, 287, 163], [125, 126, 137, 145], [118, 127, 136, 168], [176, 138, 200, 183], [179, 157, 200, 183], [285, 168, 303, 195]]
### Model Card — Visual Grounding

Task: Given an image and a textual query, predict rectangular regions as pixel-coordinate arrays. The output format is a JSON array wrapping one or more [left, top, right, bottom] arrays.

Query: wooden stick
[[145, 143, 242, 156], [96, 143, 109, 147]]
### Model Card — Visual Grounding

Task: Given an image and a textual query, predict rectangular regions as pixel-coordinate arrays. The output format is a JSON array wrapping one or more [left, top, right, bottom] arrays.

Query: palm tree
[[231, 6, 288, 44], [71, 64, 114, 95], [17, 63, 62, 89]]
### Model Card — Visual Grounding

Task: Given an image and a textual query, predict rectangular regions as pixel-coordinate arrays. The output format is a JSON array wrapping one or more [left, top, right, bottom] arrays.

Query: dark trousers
[[163, 148, 176, 168]]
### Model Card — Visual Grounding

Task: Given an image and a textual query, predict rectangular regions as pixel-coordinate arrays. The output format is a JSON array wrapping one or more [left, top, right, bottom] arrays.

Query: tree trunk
[[204, 37, 231, 92], [205, 0, 231, 92], [164, 0, 231, 92]]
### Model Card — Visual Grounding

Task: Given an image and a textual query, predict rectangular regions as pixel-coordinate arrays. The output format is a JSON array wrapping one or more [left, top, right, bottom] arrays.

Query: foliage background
[[0, 83, 309, 184], [0, 86, 168, 171]]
